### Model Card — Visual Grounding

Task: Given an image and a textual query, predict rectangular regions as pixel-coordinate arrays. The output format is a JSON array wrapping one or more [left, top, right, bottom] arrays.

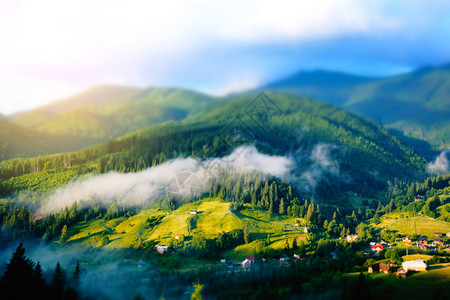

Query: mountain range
[[264, 63, 450, 150], [0, 63, 449, 164]]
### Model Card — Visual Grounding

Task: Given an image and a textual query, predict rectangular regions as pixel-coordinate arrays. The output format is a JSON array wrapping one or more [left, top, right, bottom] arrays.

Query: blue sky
[[1, 0, 450, 114]]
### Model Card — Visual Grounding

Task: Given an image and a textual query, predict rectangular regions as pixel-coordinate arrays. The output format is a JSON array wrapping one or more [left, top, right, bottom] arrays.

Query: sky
[[1, 0, 450, 115]]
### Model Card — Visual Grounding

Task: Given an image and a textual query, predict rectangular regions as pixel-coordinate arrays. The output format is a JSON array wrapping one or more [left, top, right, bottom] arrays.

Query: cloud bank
[[40, 146, 293, 215], [1, 0, 450, 114], [427, 150, 450, 174], [299, 143, 340, 192]]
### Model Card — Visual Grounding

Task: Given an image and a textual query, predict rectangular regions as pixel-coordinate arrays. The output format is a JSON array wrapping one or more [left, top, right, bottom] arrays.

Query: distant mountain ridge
[[263, 63, 450, 149], [8, 85, 214, 140]]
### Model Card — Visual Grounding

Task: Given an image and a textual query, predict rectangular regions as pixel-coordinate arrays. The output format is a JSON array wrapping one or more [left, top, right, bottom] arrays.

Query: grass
[[64, 198, 310, 270], [402, 254, 433, 262], [344, 263, 450, 297], [375, 214, 450, 238]]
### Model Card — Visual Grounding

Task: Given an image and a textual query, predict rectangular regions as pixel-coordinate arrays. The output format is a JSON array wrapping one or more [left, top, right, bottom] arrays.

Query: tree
[[73, 261, 81, 281], [60, 224, 69, 242], [52, 262, 66, 299], [372, 213, 381, 225], [279, 198, 285, 215], [265, 233, 271, 246], [191, 282, 204, 300], [292, 238, 297, 250], [384, 248, 401, 262], [0, 243, 39, 299], [243, 223, 250, 244]]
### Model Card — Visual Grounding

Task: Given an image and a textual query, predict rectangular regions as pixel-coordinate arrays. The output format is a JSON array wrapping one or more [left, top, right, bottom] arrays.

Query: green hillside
[[0, 119, 103, 161], [9, 85, 214, 140], [0, 92, 427, 203], [264, 63, 450, 150], [62, 198, 304, 268], [375, 213, 450, 238]]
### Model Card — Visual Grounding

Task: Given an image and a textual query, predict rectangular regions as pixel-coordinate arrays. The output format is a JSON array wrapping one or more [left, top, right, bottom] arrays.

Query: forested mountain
[[0, 92, 426, 202], [264, 63, 450, 149], [9, 85, 214, 140]]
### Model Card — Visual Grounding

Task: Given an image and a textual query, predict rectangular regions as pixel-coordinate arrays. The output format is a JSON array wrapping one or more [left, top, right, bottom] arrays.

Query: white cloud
[[0, 0, 449, 113], [427, 150, 450, 174], [39, 145, 293, 215]]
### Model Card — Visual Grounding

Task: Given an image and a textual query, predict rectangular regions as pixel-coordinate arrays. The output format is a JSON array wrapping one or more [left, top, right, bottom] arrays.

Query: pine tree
[[306, 203, 314, 225], [243, 223, 250, 244], [52, 262, 66, 299], [265, 233, 271, 246], [0, 243, 38, 299], [279, 198, 285, 215], [73, 261, 81, 281], [292, 238, 297, 250], [60, 224, 69, 242]]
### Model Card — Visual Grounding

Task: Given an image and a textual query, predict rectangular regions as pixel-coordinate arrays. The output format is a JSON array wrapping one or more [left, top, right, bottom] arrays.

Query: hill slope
[[9, 85, 214, 140], [1, 92, 427, 201], [264, 63, 450, 149], [0, 119, 103, 161]]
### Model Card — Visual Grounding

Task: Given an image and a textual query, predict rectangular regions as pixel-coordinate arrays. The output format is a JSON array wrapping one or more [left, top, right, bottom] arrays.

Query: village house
[[379, 263, 392, 274], [368, 264, 379, 273], [402, 236, 411, 243], [241, 256, 255, 268], [414, 195, 423, 201], [434, 232, 444, 237], [280, 254, 290, 262], [433, 238, 444, 246], [419, 244, 429, 251], [190, 209, 197, 214], [220, 259, 226, 263], [447, 232, 450, 238], [418, 236, 428, 245], [346, 234, 358, 242], [155, 245, 168, 254], [293, 254, 307, 261], [137, 259, 146, 268], [402, 260, 427, 272], [371, 244, 384, 252], [397, 267, 407, 278]]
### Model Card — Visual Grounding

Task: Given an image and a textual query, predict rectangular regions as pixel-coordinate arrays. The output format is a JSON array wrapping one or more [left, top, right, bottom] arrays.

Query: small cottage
[[397, 267, 407, 278], [371, 244, 384, 252], [368, 264, 379, 273], [280, 254, 290, 262], [418, 236, 428, 245], [379, 263, 392, 274], [155, 245, 168, 254], [190, 210, 197, 214], [402, 260, 427, 272], [433, 238, 444, 246], [137, 259, 146, 268]]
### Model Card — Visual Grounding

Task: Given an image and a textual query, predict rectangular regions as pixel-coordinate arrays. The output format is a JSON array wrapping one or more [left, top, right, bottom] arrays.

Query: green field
[[64, 198, 307, 268], [376, 214, 450, 238]]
